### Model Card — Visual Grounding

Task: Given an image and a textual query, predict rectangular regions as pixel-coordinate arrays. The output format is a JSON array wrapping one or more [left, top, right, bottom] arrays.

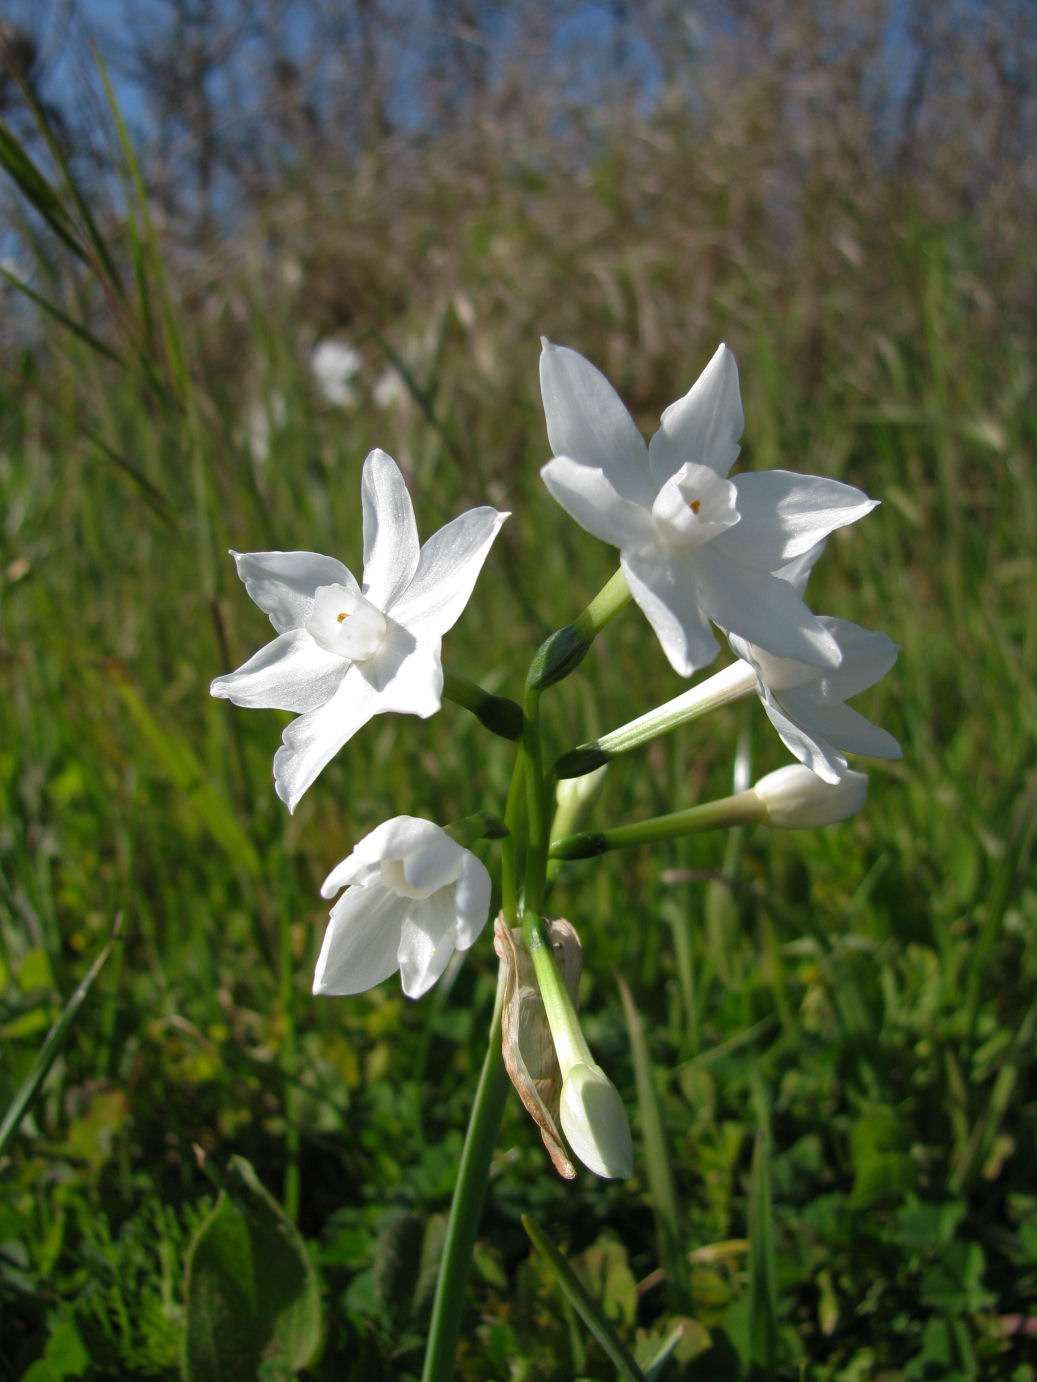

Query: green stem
[[522, 686, 549, 914], [550, 792, 764, 859], [501, 750, 525, 924], [443, 669, 523, 741], [278, 895, 300, 1222], [421, 985, 510, 1382]]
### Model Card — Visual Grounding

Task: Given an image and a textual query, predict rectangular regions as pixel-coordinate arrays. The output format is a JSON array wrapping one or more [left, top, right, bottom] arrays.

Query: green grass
[[1, 61, 1036, 1382]]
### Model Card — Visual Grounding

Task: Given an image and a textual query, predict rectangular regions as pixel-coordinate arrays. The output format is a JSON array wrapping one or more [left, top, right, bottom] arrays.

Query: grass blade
[[616, 971, 691, 1311], [747, 1129, 778, 1376], [0, 916, 122, 1158], [522, 1214, 647, 1382]]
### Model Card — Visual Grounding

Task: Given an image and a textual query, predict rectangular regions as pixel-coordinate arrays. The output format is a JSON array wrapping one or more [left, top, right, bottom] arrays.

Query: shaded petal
[[759, 693, 848, 784], [231, 550, 356, 633], [699, 549, 841, 667], [357, 628, 444, 717], [815, 619, 900, 698], [312, 886, 406, 995], [398, 891, 459, 998], [539, 340, 655, 507], [360, 449, 420, 609], [321, 852, 381, 898], [648, 344, 744, 485], [453, 852, 493, 950], [541, 456, 656, 550], [210, 628, 348, 712], [774, 538, 827, 597], [273, 666, 384, 812], [723, 472, 878, 568], [621, 549, 720, 676], [784, 692, 903, 760], [387, 506, 509, 636]]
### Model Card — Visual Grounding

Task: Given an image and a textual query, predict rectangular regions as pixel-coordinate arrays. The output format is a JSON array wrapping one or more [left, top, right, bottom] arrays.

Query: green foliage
[[2, 10, 1037, 1379], [182, 1157, 322, 1381]]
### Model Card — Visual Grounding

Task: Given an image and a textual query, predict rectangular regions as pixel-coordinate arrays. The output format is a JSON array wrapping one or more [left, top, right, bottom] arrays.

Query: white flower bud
[[558, 1063, 634, 1181], [752, 765, 868, 828]]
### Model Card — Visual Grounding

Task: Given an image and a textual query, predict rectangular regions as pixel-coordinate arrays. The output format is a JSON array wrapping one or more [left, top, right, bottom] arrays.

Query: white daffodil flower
[[728, 619, 902, 784], [313, 816, 492, 999], [539, 340, 878, 676], [210, 448, 508, 811]]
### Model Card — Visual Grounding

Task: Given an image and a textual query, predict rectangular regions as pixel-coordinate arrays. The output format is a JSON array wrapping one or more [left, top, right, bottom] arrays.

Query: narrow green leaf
[[0, 916, 122, 1158], [107, 670, 261, 877], [747, 1130, 778, 1375], [616, 972, 690, 1311], [521, 1215, 647, 1382], [0, 265, 121, 362], [0, 117, 87, 264]]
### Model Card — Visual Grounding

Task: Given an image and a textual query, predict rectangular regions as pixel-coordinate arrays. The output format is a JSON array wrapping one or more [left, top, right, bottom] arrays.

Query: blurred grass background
[[1, 2, 1036, 1378]]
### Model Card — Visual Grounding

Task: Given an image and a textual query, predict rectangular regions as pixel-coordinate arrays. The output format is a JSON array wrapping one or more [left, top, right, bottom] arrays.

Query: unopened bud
[[753, 765, 867, 828], [558, 1062, 634, 1180]]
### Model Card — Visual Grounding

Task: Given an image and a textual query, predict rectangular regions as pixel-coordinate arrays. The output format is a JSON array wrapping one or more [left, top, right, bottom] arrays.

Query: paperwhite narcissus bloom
[[539, 340, 878, 676], [728, 618, 902, 784], [314, 817, 492, 999], [753, 764, 868, 828], [210, 449, 508, 811]]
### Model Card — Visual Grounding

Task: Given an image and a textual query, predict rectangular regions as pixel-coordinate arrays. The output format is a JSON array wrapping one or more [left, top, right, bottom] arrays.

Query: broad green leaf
[[182, 1156, 322, 1382]]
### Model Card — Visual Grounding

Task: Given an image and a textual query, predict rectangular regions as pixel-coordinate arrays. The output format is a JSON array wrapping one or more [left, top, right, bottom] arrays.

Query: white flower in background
[[210, 449, 508, 811], [310, 337, 362, 407], [728, 619, 902, 783], [539, 340, 878, 676], [752, 764, 868, 828], [313, 817, 492, 999]]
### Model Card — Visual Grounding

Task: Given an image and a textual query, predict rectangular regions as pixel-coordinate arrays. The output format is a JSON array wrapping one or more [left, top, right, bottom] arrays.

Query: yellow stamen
[[689, 500, 701, 514], [337, 612, 349, 622]]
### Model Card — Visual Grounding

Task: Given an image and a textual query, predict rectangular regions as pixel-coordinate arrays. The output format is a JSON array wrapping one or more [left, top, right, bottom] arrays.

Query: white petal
[[648, 344, 744, 485], [539, 340, 655, 507], [231, 550, 357, 633], [387, 506, 509, 636], [360, 449, 420, 610], [312, 886, 407, 995], [398, 831, 463, 895], [787, 693, 902, 760], [814, 619, 900, 698], [273, 666, 384, 812], [209, 629, 348, 712], [621, 549, 720, 676], [699, 550, 841, 668], [320, 852, 381, 899], [321, 816, 442, 898], [774, 539, 827, 597], [355, 628, 444, 717], [453, 853, 493, 950], [724, 472, 878, 567], [758, 693, 848, 783], [541, 456, 656, 550], [397, 891, 459, 998]]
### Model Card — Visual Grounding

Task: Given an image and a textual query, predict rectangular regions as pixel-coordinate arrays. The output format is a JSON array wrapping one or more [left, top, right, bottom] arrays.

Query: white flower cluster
[[210, 339, 900, 1177]]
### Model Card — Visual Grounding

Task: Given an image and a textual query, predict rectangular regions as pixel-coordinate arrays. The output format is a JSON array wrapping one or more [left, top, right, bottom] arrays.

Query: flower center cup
[[306, 583, 389, 661], [650, 462, 740, 550]]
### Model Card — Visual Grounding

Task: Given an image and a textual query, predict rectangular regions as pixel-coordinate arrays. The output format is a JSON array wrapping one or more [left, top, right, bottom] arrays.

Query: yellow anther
[[689, 500, 701, 514], [336, 612, 350, 623]]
